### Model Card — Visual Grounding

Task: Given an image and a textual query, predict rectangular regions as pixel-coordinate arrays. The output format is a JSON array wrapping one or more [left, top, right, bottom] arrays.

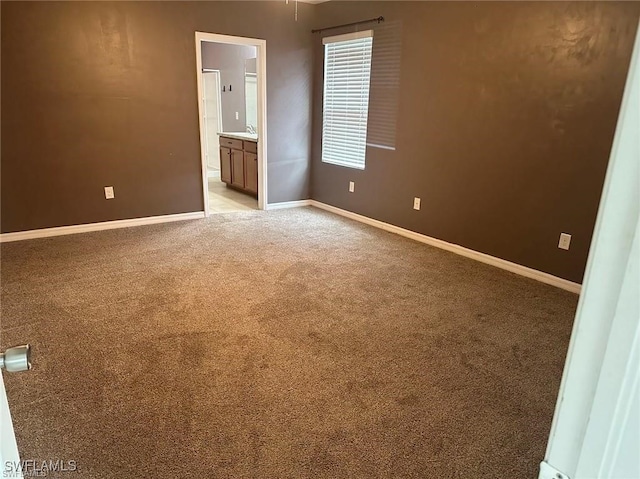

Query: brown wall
[[1, 1, 313, 232], [201, 42, 256, 132], [310, 1, 640, 283], [2, 1, 638, 284]]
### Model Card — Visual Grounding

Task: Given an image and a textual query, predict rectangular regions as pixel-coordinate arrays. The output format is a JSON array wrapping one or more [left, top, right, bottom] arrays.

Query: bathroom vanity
[[218, 133, 258, 196]]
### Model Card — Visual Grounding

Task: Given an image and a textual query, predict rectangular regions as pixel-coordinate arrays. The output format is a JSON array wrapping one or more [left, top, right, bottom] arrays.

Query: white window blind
[[322, 30, 373, 170], [367, 21, 402, 150]]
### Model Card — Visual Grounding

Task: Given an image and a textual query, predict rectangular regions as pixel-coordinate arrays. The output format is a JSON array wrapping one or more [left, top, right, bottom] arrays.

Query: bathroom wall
[[201, 42, 257, 133]]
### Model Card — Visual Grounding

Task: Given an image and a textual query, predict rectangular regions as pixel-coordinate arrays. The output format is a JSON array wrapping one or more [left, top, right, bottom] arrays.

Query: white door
[[202, 71, 222, 173], [539, 20, 639, 479], [1, 370, 22, 478]]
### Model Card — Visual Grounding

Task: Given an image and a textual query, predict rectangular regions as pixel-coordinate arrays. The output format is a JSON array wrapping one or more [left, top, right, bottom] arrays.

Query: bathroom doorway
[[195, 32, 267, 215]]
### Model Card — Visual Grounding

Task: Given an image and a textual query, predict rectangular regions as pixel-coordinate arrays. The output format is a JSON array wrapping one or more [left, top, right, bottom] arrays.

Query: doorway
[[202, 70, 223, 180], [195, 32, 267, 214]]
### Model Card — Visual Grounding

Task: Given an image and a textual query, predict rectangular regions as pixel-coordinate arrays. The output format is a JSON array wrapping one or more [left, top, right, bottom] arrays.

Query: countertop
[[218, 132, 258, 142]]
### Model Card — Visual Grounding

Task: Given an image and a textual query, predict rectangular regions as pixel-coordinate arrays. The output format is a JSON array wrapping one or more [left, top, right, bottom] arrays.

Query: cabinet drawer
[[219, 137, 243, 150], [243, 140, 257, 154]]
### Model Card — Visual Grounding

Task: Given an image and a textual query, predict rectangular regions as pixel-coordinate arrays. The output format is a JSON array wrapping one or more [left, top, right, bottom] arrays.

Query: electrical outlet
[[558, 233, 571, 250], [349, 181, 355, 193], [413, 197, 421, 210], [104, 186, 115, 200], [235, 111, 239, 120]]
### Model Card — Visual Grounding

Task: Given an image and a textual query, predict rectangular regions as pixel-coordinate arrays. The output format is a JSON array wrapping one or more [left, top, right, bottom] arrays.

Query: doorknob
[[0, 344, 32, 372]]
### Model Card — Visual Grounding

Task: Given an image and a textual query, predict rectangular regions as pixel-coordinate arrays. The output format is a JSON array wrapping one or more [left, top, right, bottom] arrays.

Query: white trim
[[266, 200, 312, 210], [366, 143, 396, 151], [309, 201, 582, 294], [256, 41, 268, 210], [323, 29, 373, 44], [0, 212, 205, 243], [195, 32, 268, 215], [0, 197, 583, 293]]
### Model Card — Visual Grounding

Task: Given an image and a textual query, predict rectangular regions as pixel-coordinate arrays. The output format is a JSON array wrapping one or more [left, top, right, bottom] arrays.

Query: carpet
[[0, 207, 578, 478]]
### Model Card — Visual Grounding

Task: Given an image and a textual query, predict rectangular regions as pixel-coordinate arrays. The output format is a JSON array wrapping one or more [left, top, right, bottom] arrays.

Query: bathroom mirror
[[245, 57, 258, 135]]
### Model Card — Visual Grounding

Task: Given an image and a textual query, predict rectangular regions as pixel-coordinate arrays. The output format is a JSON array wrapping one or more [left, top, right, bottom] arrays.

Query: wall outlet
[[235, 111, 239, 120], [558, 233, 571, 250], [413, 197, 421, 210], [349, 181, 355, 193], [104, 186, 115, 200]]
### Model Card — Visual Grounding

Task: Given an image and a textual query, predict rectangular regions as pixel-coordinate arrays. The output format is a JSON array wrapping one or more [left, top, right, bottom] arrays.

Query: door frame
[[195, 32, 268, 214], [1, 371, 21, 477], [201, 69, 223, 176]]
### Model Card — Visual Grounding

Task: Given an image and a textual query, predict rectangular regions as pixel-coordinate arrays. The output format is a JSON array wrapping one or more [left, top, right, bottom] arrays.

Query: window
[[322, 30, 373, 170]]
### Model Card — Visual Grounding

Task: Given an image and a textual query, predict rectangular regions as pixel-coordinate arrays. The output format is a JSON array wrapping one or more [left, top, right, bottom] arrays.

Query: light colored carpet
[[0, 207, 578, 478]]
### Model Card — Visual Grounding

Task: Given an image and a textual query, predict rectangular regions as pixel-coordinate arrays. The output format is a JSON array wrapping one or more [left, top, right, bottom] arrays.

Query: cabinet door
[[231, 149, 245, 188], [244, 153, 258, 194], [220, 147, 232, 184]]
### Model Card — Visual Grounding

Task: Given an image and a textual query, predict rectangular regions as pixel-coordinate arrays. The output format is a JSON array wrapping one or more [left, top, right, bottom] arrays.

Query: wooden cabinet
[[218, 135, 258, 197], [231, 148, 244, 189], [220, 146, 232, 184], [244, 153, 258, 194]]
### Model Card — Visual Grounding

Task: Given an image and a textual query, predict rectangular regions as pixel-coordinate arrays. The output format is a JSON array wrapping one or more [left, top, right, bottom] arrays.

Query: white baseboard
[[310, 200, 582, 294], [0, 212, 205, 243], [266, 200, 312, 210], [0, 201, 583, 294]]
